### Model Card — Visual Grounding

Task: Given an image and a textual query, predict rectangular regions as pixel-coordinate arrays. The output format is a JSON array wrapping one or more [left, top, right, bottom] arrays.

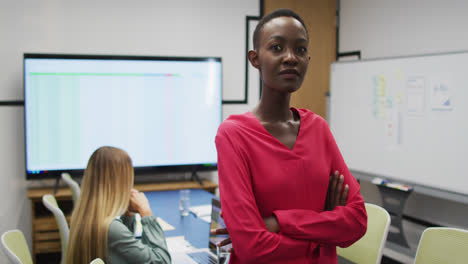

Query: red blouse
[[215, 108, 367, 264]]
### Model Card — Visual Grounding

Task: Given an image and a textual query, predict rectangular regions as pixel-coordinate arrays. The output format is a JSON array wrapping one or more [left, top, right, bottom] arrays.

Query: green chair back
[[414, 227, 468, 264], [61, 172, 81, 206], [42, 194, 69, 264], [337, 203, 391, 264], [90, 258, 105, 264], [1, 229, 33, 264]]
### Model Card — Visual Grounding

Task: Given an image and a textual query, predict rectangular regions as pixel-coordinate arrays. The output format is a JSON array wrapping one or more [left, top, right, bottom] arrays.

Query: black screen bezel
[[23, 53, 222, 180]]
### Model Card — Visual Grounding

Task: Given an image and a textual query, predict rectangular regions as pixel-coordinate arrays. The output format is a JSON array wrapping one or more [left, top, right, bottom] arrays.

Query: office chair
[[414, 227, 468, 264], [61, 172, 81, 206], [337, 203, 391, 264], [90, 258, 105, 264], [1, 229, 33, 264], [42, 194, 69, 264]]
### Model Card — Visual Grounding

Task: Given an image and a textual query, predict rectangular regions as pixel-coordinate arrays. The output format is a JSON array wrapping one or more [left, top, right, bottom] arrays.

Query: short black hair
[[253, 9, 308, 50]]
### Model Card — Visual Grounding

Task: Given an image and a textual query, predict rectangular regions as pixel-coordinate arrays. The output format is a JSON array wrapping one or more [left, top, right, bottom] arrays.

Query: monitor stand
[[190, 169, 204, 186]]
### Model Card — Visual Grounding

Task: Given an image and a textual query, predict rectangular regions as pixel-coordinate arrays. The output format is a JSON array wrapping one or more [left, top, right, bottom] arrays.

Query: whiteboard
[[329, 52, 468, 196]]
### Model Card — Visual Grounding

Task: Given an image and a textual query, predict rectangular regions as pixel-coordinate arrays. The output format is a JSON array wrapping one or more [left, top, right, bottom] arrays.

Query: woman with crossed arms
[[213, 9, 367, 264]]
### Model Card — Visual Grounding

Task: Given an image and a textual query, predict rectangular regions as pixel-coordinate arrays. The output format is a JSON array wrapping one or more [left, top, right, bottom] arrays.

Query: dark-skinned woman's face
[[250, 16, 310, 94]]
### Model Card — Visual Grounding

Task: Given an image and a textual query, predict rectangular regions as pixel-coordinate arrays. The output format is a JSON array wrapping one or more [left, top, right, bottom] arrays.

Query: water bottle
[[179, 189, 191, 216]]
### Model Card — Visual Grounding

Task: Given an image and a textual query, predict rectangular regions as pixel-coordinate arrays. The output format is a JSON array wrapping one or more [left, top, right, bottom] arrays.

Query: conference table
[[145, 189, 215, 249], [144, 189, 355, 264]]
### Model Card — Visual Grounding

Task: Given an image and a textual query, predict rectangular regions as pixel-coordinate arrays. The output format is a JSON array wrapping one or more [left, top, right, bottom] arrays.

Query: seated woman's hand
[[129, 189, 153, 217], [124, 189, 139, 216]]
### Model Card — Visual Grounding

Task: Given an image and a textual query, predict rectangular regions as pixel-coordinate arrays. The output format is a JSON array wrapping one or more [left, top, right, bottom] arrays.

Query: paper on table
[[189, 204, 212, 217], [200, 215, 211, 223], [166, 236, 195, 253], [157, 217, 175, 231], [135, 214, 175, 237]]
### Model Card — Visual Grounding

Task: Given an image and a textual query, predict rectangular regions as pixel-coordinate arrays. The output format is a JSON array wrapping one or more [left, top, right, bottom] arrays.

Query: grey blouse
[[108, 214, 171, 264]]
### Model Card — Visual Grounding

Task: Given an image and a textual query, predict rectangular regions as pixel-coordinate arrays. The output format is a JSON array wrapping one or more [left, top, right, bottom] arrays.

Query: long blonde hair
[[66, 146, 134, 264]]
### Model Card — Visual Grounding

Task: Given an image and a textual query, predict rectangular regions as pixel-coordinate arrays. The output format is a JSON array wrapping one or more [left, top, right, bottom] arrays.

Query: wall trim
[[0, 101, 24, 106]]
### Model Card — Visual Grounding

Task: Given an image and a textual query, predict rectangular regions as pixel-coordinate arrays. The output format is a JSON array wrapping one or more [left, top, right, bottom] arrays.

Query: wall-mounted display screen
[[24, 53, 222, 179]]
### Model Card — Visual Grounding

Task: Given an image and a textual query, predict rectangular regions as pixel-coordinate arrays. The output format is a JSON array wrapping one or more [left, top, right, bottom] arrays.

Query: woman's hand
[[128, 189, 153, 217], [211, 172, 349, 250], [263, 216, 280, 233], [325, 171, 349, 211]]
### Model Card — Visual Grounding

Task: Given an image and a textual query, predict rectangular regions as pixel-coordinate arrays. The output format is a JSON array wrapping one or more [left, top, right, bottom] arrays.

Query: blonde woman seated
[[67, 146, 171, 264]]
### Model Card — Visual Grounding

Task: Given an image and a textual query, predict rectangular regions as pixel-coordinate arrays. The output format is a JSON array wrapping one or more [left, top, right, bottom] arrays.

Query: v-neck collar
[[248, 107, 302, 152]]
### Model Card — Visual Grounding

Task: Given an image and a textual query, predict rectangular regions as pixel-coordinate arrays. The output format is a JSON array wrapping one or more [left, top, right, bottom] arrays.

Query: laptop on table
[[168, 198, 231, 264]]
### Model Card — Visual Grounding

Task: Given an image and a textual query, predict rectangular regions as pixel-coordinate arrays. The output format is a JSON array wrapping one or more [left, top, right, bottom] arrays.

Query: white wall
[[0, 107, 31, 254], [340, 0, 468, 261], [0, 0, 260, 259], [340, 0, 468, 58]]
